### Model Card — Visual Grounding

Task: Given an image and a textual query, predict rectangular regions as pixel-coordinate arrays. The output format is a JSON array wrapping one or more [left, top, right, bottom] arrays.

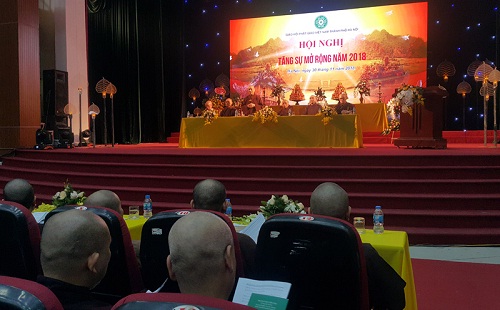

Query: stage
[[0, 133, 499, 246]]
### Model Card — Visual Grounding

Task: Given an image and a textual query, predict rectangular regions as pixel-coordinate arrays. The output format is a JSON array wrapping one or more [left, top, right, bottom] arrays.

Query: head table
[[179, 114, 363, 148], [269, 102, 387, 133]]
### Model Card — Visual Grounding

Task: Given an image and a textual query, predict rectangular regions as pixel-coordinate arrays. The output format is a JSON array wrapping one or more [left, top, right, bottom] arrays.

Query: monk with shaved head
[[309, 182, 406, 310], [191, 179, 227, 211], [38, 209, 112, 309], [167, 211, 236, 300], [309, 182, 351, 220], [3, 178, 36, 210], [84, 190, 123, 215], [190, 179, 256, 278]]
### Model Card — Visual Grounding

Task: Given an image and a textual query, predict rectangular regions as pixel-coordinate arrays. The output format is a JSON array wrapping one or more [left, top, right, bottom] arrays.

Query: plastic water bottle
[[373, 205, 384, 234], [225, 198, 233, 219], [143, 194, 153, 219]]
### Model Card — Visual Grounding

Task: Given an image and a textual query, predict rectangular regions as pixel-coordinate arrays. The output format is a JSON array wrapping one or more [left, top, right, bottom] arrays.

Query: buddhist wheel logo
[[315, 15, 327, 29]]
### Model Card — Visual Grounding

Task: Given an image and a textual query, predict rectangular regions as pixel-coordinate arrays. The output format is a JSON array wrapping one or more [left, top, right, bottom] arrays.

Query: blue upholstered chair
[[0, 201, 41, 281]]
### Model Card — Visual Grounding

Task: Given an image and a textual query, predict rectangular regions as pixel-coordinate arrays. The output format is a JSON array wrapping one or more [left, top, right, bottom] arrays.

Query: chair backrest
[[140, 209, 245, 292], [112, 292, 254, 310], [255, 213, 369, 310], [44, 205, 144, 301], [0, 275, 64, 310], [0, 201, 41, 281]]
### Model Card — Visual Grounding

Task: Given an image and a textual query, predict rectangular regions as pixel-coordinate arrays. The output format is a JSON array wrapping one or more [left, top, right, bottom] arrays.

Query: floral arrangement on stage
[[319, 105, 337, 125], [205, 96, 224, 112], [314, 87, 327, 102], [331, 82, 346, 100], [393, 84, 425, 116], [382, 97, 401, 135], [202, 108, 219, 125], [252, 106, 278, 124], [259, 195, 306, 218], [382, 118, 401, 135], [289, 83, 305, 104], [381, 85, 424, 135], [354, 80, 370, 97], [52, 180, 86, 207]]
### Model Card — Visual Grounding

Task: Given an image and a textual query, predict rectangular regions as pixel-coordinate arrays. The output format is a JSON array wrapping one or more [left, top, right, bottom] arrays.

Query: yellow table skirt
[[125, 218, 415, 309], [179, 115, 363, 148], [353, 103, 388, 132], [270, 103, 387, 133], [124, 216, 148, 241], [360, 230, 417, 310]]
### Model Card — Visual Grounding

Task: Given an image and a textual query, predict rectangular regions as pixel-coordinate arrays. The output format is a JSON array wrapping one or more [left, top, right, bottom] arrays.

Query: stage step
[[167, 130, 499, 145], [1, 145, 500, 245], [166, 132, 179, 143]]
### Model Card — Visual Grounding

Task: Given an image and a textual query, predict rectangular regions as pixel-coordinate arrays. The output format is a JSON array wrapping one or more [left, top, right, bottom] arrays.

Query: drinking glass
[[129, 206, 140, 220], [353, 217, 365, 234]]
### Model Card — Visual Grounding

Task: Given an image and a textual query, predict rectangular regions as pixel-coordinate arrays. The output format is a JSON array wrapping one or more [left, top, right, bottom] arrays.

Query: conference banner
[[230, 2, 427, 104]]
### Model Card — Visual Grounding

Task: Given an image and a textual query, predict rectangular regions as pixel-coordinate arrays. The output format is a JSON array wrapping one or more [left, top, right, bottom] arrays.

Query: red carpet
[[412, 258, 500, 310]]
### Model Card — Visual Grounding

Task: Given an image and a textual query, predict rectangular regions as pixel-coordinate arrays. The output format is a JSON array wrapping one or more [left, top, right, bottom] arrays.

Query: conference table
[[360, 230, 417, 310], [351, 103, 388, 132], [269, 102, 388, 133], [125, 217, 416, 310], [179, 114, 363, 148]]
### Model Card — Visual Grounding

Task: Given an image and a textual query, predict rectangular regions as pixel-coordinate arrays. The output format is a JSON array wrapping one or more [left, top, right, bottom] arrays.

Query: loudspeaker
[[43, 70, 68, 130]]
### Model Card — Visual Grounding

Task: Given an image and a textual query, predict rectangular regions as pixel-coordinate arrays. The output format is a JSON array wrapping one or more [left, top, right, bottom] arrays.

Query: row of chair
[[0, 201, 369, 309], [0, 276, 253, 310]]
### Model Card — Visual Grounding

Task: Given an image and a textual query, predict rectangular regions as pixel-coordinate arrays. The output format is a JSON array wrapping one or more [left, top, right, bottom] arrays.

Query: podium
[[394, 86, 449, 149]]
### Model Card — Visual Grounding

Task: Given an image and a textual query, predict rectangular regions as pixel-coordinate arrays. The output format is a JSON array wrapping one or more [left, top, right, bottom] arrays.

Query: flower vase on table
[[259, 194, 306, 218]]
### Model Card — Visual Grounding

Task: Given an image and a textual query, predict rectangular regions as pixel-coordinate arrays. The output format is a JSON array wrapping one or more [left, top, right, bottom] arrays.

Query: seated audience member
[[220, 98, 236, 116], [309, 182, 406, 310], [191, 179, 256, 278], [84, 190, 141, 267], [38, 209, 113, 310], [305, 95, 321, 115], [167, 212, 236, 300], [335, 92, 355, 114], [277, 99, 292, 116], [84, 190, 123, 215], [2, 178, 36, 211]]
